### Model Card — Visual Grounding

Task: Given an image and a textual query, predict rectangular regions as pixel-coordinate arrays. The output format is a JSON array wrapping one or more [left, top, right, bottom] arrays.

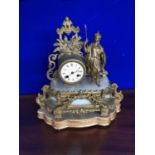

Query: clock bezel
[[58, 59, 86, 85]]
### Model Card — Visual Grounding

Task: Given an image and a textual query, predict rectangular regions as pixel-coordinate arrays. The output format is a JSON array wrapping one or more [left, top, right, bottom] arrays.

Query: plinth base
[[37, 107, 119, 130], [36, 77, 123, 130]]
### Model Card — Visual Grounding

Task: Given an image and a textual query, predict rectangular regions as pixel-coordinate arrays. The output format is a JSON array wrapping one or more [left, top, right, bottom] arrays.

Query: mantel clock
[[36, 17, 123, 130]]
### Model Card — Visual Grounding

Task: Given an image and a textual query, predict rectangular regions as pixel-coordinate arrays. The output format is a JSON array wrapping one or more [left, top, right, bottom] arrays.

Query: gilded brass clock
[[36, 17, 123, 130]]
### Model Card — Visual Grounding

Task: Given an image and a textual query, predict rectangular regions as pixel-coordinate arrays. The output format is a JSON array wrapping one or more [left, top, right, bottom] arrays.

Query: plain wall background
[[19, 0, 135, 95]]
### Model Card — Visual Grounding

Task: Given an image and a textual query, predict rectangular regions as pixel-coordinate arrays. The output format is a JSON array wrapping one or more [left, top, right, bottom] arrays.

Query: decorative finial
[[63, 16, 72, 28]]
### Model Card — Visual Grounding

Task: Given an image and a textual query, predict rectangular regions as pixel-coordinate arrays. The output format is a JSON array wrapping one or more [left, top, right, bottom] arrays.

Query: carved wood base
[[37, 108, 120, 130]]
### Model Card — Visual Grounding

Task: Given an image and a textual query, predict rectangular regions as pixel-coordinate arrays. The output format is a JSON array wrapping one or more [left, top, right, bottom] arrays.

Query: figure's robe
[[86, 43, 105, 74]]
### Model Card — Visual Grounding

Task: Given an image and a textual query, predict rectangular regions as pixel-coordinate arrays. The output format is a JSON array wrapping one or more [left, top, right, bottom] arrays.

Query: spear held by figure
[[84, 24, 88, 45]]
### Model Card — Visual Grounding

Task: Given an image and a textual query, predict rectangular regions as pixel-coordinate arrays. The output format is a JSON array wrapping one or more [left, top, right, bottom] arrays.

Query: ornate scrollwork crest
[[53, 17, 83, 56], [56, 17, 80, 38], [47, 17, 84, 80]]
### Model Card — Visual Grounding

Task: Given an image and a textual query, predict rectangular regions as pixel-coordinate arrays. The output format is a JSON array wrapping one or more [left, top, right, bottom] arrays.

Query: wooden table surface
[[20, 90, 135, 155]]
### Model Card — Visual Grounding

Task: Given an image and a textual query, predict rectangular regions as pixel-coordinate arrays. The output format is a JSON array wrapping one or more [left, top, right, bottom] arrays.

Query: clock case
[[58, 54, 86, 85], [36, 17, 123, 130]]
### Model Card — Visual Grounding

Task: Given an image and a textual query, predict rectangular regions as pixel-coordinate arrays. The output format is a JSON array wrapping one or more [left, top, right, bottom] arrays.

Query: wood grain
[[20, 90, 135, 155]]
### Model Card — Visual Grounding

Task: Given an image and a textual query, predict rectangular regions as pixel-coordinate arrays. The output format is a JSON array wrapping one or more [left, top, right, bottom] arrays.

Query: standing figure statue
[[84, 32, 107, 86]]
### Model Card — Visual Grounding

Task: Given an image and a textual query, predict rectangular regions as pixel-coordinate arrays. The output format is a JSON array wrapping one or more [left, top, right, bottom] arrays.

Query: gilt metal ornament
[[36, 17, 123, 130]]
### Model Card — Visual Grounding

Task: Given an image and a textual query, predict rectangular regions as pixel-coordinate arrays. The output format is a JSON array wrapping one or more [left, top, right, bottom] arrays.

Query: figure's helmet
[[94, 32, 102, 41]]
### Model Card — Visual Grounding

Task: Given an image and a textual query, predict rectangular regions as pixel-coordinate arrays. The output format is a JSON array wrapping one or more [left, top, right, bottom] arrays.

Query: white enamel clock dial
[[59, 61, 85, 84]]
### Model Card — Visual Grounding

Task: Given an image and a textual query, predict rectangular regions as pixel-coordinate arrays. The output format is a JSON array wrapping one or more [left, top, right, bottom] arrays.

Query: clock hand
[[73, 70, 81, 73], [64, 72, 74, 78], [64, 70, 81, 79]]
